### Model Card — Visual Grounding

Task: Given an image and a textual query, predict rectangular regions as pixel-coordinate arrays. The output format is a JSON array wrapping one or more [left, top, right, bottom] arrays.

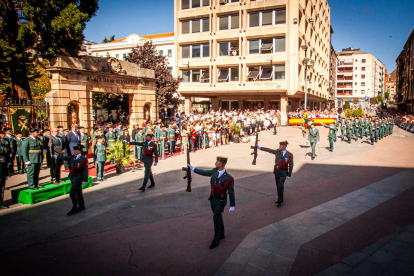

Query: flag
[[7, 106, 33, 137]]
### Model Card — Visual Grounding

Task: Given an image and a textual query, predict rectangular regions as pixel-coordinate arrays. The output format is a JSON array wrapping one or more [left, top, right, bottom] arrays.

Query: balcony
[[337, 90, 353, 96], [337, 77, 353, 82], [337, 84, 353, 89]]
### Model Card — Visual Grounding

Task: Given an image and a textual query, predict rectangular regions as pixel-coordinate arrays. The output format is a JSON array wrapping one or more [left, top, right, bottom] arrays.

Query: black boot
[[148, 175, 155, 188], [209, 239, 220, 249], [67, 194, 78, 216]]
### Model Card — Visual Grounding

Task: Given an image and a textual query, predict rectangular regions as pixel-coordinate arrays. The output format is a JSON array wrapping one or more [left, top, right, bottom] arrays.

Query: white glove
[[5, 176, 8, 181], [82, 182, 87, 185], [287, 176, 290, 179], [43, 149, 47, 152], [7, 163, 11, 166], [317, 142, 320, 144], [257, 145, 261, 150], [229, 207, 235, 213], [188, 164, 194, 171], [53, 155, 57, 159], [9, 154, 12, 157], [25, 161, 32, 165], [306, 141, 309, 144], [16, 154, 18, 157], [153, 162, 157, 166]]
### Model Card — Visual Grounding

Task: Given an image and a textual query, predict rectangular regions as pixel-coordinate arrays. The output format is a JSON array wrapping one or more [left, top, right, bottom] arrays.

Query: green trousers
[[329, 138, 334, 151], [210, 196, 226, 240], [136, 146, 143, 162], [340, 128, 345, 140], [27, 163, 41, 188], [354, 129, 359, 141], [96, 162, 105, 180], [347, 130, 352, 144], [370, 133, 375, 145], [310, 142, 316, 158]]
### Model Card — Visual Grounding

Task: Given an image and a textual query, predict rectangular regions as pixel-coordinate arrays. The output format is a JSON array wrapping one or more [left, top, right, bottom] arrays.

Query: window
[[248, 37, 285, 54], [249, 8, 286, 27], [355, 67, 357, 70], [181, 44, 209, 58], [123, 53, 126, 60], [361, 74, 365, 79], [247, 64, 285, 81], [219, 41, 239, 56], [168, 49, 172, 57], [159, 50, 164, 56], [217, 67, 239, 82], [361, 82, 365, 86], [362, 67, 366, 71], [355, 82, 357, 85], [362, 59, 366, 63], [219, 14, 239, 30], [181, 69, 210, 82], [116, 54, 119, 58], [181, 0, 209, 10], [181, 18, 209, 34], [227, 0, 239, 3], [355, 59, 358, 62], [361, 90, 365, 94]]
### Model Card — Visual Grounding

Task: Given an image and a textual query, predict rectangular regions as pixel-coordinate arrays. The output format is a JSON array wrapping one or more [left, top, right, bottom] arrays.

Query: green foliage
[[352, 106, 364, 117], [92, 92, 129, 114], [127, 41, 183, 110], [344, 109, 352, 118], [102, 35, 115, 43], [230, 123, 242, 136], [29, 60, 51, 99], [106, 140, 134, 166], [384, 91, 390, 100], [0, 0, 99, 101], [343, 101, 351, 110], [389, 100, 395, 105], [375, 95, 384, 104]]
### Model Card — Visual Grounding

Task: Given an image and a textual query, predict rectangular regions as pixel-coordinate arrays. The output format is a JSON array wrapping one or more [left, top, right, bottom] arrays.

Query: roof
[[109, 37, 126, 43], [141, 32, 174, 39]]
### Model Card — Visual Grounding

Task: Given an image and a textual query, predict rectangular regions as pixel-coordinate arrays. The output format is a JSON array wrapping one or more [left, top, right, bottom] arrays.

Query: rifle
[[250, 132, 259, 165], [181, 138, 192, 192]]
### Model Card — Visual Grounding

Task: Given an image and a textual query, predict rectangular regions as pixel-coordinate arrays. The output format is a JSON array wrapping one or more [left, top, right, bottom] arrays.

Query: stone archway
[[46, 56, 157, 133]]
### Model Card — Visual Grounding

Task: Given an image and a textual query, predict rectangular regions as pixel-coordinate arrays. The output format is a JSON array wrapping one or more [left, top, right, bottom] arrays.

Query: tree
[[384, 91, 390, 100], [0, 0, 99, 101], [127, 41, 182, 110], [343, 101, 351, 110], [352, 106, 364, 117], [375, 95, 384, 104], [102, 35, 115, 43]]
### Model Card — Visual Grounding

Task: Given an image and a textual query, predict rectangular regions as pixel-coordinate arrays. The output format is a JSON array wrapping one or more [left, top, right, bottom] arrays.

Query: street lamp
[[301, 43, 309, 110]]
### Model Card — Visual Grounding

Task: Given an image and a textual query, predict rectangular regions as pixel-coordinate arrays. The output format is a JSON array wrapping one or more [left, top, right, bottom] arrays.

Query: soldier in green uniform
[[54, 144, 88, 216], [94, 136, 107, 181], [0, 132, 10, 209], [22, 128, 43, 190], [339, 119, 346, 141], [115, 123, 123, 140], [353, 118, 359, 141], [15, 131, 26, 173], [134, 128, 145, 163], [359, 118, 365, 139], [375, 119, 380, 142], [3, 128, 16, 174], [158, 125, 167, 157], [79, 127, 89, 158], [154, 123, 162, 157], [105, 126, 116, 148], [166, 123, 176, 156], [188, 156, 235, 249], [256, 141, 293, 207], [364, 117, 370, 137], [368, 120, 375, 145], [143, 122, 152, 136], [345, 119, 352, 144], [128, 131, 158, 192], [390, 117, 394, 134], [322, 123, 337, 152], [307, 123, 320, 160]]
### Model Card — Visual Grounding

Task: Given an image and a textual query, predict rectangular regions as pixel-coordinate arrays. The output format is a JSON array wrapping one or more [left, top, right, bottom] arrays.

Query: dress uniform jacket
[[22, 136, 43, 188], [80, 133, 89, 155], [105, 131, 116, 147]]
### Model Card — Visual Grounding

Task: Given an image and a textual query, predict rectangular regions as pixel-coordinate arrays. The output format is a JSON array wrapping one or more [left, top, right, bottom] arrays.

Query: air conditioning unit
[[219, 0, 227, 4]]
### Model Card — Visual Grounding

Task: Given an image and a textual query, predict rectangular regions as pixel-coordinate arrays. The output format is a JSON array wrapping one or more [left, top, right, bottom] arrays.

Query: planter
[[115, 165, 125, 174]]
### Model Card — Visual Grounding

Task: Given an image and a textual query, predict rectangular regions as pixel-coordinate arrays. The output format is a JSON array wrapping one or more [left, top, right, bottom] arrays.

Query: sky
[[84, 0, 414, 72]]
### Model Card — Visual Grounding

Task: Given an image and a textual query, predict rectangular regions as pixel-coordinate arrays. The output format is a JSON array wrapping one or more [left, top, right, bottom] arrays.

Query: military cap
[[0, 131, 4, 135], [14, 131, 22, 135], [29, 128, 39, 133], [3, 128, 11, 132], [96, 136, 103, 139], [57, 126, 63, 128], [72, 144, 84, 151], [279, 140, 289, 146], [217, 156, 228, 164]]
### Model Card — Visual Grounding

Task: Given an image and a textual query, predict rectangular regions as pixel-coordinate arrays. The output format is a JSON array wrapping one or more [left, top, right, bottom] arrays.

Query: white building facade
[[88, 33, 176, 76], [336, 47, 385, 107]]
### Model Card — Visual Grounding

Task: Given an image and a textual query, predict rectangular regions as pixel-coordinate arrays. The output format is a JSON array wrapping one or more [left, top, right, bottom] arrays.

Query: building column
[[280, 96, 288, 126], [184, 97, 192, 115]]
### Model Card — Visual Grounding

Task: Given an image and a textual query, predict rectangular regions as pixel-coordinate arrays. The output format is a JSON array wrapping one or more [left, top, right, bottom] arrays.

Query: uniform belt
[[81, 143, 88, 145], [29, 150, 41, 152], [108, 139, 115, 142], [310, 135, 316, 138]]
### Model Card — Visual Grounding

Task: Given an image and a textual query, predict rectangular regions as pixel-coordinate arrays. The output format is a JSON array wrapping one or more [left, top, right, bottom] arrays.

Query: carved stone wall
[[46, 56, 157, 133]]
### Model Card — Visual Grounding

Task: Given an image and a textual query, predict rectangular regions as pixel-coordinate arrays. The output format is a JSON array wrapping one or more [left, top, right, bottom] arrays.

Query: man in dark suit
[[49, 128, 64, 184], [66, 124, 81, 155]]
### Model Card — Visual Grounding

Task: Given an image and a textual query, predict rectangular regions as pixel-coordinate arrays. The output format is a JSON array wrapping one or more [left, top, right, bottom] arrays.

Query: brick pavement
[[0, 125, 413, 276]]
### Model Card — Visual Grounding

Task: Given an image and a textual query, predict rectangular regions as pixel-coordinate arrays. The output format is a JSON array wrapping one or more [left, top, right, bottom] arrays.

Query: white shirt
[[217, 169, 226, 178], [75, 154, 82, 160], [280, 150, 287, 157]]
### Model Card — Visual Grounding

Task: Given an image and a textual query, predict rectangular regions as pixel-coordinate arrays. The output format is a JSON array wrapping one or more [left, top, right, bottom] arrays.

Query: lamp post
[[301, 43, 309, 110]]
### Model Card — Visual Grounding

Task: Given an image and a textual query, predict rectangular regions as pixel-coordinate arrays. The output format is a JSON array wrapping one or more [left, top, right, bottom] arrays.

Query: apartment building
[[336, 47, 385, 108], [329, 42, 337, 107], [385, 69, 397, 102], [174, 0, 332, 124], [396, 27, 414, 113], [89, 33, 176, 76]]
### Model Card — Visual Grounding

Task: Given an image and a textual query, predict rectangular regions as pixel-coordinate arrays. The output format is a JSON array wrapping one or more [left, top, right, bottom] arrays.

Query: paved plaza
[[1, 125, 414, 276]]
